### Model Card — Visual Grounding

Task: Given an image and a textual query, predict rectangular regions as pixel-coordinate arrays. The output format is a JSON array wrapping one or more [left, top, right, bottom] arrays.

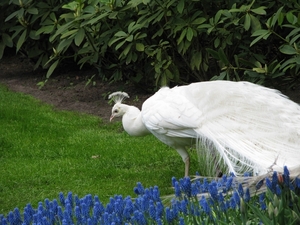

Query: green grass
[[0, 84, 199, 214]]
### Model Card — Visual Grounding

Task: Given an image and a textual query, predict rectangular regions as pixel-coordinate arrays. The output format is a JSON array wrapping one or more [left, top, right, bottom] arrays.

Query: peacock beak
[[110, 115, 114, 122]]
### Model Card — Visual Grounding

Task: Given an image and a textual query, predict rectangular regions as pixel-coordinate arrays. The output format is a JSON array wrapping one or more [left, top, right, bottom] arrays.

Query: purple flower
[[233, 191, 240, 207], [191, 183, 198, 197], [172, 177, 177, 187], [226, 177, 233, 192], [179, 217, 185, 225], [275, 184, 281, 196], [156, 202, 164, 219], [208, 181, 218, 201], [283, 166, 290, 186], [7, 212, 14, 225], [180, 200, 188, 215], [93, 202, 101, 219], [296, 177, 300, 188], [134, 182, 145, 195], [75, 195, 80, 207], [57, 206, 63, 222], [67, 192, 73, 208], [180, 177, 191, 197], [203, 178, 209, 192], [13, 208, 22, 225], [255, 179, 264, 190], [59, 193, 65, 207], [266, 177, 274, 192], [238, 183, 244, 197], [174, 181, 181, 197], [259, 193, 266, 210], [23, 212, 31, 225], [244, 188, 250, 202], [75, 206, 81, 224], [152, 186, 160, 202], [200, 196, 211, 215], [165, 207, 173, 223], [229, 197, 236, 209], [2, 218, 7, 225], [149, 204, 156, 220]]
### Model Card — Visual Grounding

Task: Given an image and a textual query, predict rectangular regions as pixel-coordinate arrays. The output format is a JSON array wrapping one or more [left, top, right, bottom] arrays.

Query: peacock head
[[108, 91, 130, 122]]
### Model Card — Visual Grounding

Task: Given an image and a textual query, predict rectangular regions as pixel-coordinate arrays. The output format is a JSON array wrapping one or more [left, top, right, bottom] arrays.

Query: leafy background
[[1, 0, 300, 90]]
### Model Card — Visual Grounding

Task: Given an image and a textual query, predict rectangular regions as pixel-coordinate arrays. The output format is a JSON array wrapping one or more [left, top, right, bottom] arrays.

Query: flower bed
[[1, 166, 300, 225]]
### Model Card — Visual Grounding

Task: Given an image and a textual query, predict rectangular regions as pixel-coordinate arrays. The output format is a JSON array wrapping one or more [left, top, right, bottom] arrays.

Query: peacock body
[[109, 81, 300, 177]]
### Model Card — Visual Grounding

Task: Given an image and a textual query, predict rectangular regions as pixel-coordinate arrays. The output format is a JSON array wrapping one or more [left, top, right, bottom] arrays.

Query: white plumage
[[109, 81, 300, 177]]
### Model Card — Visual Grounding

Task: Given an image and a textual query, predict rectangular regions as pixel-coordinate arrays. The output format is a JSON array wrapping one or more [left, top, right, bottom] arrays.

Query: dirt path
[[0, 55, 150, 121], [1, 55, 300, 121]]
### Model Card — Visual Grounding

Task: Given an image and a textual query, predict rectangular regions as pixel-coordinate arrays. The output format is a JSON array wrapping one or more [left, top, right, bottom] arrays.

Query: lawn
[[0, 84, 200, 214]]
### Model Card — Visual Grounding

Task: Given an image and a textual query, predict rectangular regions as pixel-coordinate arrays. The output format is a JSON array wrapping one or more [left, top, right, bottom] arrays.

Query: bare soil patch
[[0, 55, 151, 121], [1, 54, 300, 121]]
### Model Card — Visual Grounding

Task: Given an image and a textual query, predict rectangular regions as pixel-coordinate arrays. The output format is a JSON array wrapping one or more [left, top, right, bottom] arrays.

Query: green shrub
[[1, 0, 300, 89]]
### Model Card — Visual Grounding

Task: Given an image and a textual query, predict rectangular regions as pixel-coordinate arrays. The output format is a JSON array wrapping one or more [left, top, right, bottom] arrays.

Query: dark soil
[[1, 54, 300, 121], [0, 55, 151, 121]]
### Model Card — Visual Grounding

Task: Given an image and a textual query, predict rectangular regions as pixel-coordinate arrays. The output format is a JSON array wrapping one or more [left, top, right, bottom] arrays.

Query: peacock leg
[[176, 148, 190, 177]]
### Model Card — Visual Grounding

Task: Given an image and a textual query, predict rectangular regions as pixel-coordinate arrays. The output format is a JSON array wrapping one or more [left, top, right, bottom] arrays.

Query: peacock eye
[[113, 109, 119, 113]]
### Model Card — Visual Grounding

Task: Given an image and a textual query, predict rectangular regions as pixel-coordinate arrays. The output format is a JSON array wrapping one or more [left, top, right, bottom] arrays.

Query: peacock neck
[[122, 105, 150, 137]]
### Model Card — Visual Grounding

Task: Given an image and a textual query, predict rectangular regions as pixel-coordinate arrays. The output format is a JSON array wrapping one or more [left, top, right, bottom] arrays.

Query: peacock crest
[[109, 91, 130, 104]]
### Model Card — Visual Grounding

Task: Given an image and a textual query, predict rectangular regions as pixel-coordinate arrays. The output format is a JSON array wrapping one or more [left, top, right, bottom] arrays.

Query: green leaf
[[50, 21, 74, 41], [214, 38, 220, 48], [190, 51, 202, 70], [206, 48, 219, 60], [75, 28, 85, 46], [250, 14, 261, 31], [280, 56, 300, 71], [253, 67, 266, 73], [121, 43, 132, 57], [286, 28, 300, 40], [115, 39, 127, 50], [244, 13, 251, 31], [218, 48, 229, 65], [191, 17, 206, 25], [81, 12, 109, 26], [16, 29, 27, 52], [177, 28, 187, 45], [270, 6, 283, 27], [214, 10, 223, 24], [234, 55, 240, 67], [46, 60, 59, 78], [125, 35, 133, 42], [290, 34, 300, 45], [186, 27, 193, 42], [279, 45, 297, 55], [60, 29, 78, 39], [128, 22, 139, 34], [5, 9, 22, 22], [135, 43, 144, 52], [114, 31, 127, 37], [57, 38, 72, 53], [251, 29, 269, 37], [278, 12, 284, 26], [177, 0, 184, 14], [108, 37, 125, 47], [286, 11, 297, 24], [2, 33, 13, 47], [27, 7, 38, 15], [36, 26, 54, 35], [251, 7, 267, 15], [0, 42, 5, 59], [250, 30, 271, 47]]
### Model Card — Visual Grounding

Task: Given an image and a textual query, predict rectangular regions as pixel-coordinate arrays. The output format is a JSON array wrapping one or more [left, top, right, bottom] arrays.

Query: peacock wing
[[141, 86, 203, 138]]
